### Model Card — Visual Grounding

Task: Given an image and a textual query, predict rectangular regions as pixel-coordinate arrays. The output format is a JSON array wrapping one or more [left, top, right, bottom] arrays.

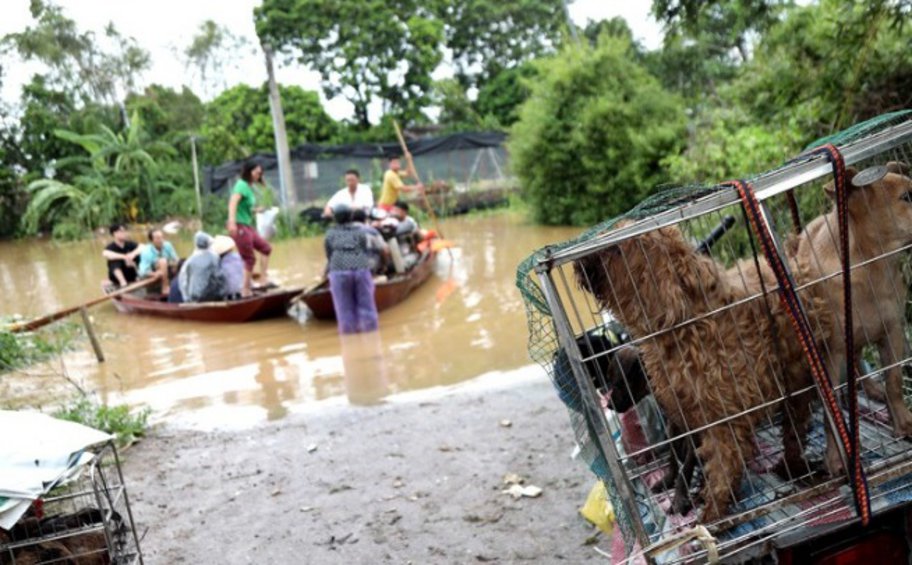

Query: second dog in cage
[[796, 161, 912, 440], [575, 221, 832, 523], [595, 341, 699, 516]]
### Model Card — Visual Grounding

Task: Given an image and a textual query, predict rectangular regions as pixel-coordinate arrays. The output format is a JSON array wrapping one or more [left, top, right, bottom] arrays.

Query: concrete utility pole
[[262, 43, 297, 210], [190, 135, 203, 221]]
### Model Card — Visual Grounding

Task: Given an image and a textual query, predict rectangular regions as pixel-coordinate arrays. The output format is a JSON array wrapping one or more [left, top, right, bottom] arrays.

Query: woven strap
[[804, 143, 870, 525], [725, 179, 871, 525], [644, 525, 719, 563]]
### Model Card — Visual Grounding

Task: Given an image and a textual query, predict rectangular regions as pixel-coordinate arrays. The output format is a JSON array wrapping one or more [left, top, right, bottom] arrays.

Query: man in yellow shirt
[[378, 156, 423, 210]]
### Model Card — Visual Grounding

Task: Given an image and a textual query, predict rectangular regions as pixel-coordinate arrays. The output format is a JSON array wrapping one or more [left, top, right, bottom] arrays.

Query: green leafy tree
[[125, 84, 205, 140], [647, 0, 790, 103], [475, 63, 537, 128], [11, 76, 119, 183], [582, 16, 638, 48], [255, 0, 443, 128], [0, 97, 26, 237], [200, 83, 337, 164], [183, 20, 251, 98], [652, 0, 790, 62], [509, 36, 686, 225], [733, 0, 912, 139], [662, 106, 803, 183], [433, 78, 482, 130], [434, 0, 566, 88], [3, 0, 150, 106], [22, 111, 183, 236]]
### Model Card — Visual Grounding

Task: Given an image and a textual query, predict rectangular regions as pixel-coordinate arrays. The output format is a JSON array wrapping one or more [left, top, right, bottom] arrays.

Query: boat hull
[[112, 288, 302, 323], [300, 252, 436, 320]]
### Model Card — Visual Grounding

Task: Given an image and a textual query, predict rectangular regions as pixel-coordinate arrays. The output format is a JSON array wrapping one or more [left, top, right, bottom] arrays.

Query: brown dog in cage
[[793, 162, 912, 470], [575, 222, 831, 523]]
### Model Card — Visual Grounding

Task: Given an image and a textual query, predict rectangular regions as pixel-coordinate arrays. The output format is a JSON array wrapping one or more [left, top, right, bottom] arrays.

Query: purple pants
[[329, 269, 378, 334]]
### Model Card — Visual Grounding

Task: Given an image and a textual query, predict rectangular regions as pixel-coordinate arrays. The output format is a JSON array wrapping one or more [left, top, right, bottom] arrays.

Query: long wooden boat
[[300, 250, 436, 320], [111, 287, 303, 323]]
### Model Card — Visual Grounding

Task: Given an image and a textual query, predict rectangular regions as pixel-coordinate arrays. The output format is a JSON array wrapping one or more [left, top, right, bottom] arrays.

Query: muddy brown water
[[0, 214, 578, 429]]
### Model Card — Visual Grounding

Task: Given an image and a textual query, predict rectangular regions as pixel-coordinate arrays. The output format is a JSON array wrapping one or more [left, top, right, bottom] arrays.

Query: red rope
[[805, 143, 870, 525], [724, 179, 870, 525]]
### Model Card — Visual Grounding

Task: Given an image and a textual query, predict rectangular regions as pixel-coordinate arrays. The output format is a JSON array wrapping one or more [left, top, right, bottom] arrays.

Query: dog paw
[[891, 405, 912, 438], [862, 378, 887, 402], [825, 447, 844, 477], [772, 456, 811, 481], [672, 494, 694, 517]]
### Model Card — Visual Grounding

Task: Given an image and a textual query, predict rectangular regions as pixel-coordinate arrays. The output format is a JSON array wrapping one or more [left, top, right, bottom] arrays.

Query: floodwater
[[0, 214, 578, 429]]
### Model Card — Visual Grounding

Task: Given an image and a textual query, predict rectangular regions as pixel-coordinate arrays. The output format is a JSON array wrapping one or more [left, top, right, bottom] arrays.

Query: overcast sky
[[0, 1, 663, 121]]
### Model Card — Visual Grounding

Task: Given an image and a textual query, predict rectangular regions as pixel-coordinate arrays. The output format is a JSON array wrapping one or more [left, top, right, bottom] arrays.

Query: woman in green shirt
[[227, 161, 273, 296]]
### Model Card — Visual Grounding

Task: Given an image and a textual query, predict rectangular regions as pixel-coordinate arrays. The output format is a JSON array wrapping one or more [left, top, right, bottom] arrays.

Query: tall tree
[[652, 0, 790, 62], [433, 78, 482, 130], [200, 83, 337, 164], [125, 84, 205, 140], [510, 36, 686, 226], [3, 0, 150, 106], [733, 0, 912, 138], [432, 0, 566, 88], [474, 63, 537, 128], [183, 20, 252, 98], [11, 75, 119, 182], [255, 0, 443, 128], [0, 72, 26, 238]]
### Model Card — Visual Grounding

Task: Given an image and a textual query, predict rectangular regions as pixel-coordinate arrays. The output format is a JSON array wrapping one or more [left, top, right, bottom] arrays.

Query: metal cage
[[527, 116, 912, 563], [0, 441, 144, 565]]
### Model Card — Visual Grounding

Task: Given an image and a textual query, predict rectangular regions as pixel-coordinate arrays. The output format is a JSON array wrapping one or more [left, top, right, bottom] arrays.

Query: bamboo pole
[[79, 306, 105, 363], [6, 278, 157, 333], [392, 120, 446, 241]]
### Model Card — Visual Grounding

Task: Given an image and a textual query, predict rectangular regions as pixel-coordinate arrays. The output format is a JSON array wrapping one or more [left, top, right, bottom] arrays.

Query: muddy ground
[[123, 372, 607, 564]]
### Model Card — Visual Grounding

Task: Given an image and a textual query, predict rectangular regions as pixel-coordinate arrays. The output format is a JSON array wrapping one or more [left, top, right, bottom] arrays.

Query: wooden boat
[[112, 287, 303, 323], [300, 250, 436, 320]]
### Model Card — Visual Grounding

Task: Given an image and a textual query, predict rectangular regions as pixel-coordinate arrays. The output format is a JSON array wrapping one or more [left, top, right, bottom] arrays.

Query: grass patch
[[54, 397, 151, 448]]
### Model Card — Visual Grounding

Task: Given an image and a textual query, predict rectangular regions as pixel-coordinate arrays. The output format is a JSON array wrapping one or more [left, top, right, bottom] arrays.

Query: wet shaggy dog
[[794, 162, 912, 469], [575, 223, 831, 522]]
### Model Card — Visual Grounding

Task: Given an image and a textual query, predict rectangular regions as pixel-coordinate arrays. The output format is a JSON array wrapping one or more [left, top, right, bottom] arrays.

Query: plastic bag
[[580, 480, 615, 534], [256, 207, 280, 240]]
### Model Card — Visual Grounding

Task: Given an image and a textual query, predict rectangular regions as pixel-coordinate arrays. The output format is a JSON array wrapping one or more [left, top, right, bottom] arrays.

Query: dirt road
[[124, 370, 606, 564]]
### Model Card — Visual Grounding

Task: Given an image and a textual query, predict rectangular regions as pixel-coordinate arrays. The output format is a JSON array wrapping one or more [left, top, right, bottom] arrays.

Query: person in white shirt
[[323, 169, 374, 218]]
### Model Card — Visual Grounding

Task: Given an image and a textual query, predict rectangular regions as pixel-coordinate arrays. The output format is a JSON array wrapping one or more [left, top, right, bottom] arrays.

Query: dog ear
[[886, 161, 911, 176], [823, 166, 859, 200], [574, 244, 619, 304]]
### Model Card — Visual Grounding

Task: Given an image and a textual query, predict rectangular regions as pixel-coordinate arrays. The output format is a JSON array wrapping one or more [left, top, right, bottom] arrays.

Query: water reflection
[[339, 330, 389, 405], [0, 215, 579, 428]]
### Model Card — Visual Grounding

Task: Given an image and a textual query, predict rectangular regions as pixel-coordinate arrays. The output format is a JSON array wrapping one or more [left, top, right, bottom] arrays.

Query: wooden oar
[[290, 276, 327, 305], [6, 277, 158, 333], [392, 120, 455, 258]]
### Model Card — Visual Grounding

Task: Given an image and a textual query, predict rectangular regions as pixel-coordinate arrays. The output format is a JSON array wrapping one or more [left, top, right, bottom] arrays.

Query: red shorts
[[232, 224, 272, 271], [378, 203, 395, 212]]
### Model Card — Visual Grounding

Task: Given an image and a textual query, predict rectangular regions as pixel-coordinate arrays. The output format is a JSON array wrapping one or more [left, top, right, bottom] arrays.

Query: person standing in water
[[324, 204, 388, 333], [227, 161, 273, 297]]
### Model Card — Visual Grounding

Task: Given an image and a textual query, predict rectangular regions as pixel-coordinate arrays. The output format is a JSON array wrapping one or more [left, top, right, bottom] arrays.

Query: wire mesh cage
[[516, 111, 912, 563], [0, 441, 143, 565]]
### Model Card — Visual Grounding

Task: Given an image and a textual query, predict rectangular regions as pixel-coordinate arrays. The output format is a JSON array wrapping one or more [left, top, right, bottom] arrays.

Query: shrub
[[0, 323, 82, 373], [509, 36, 686, 226], [54, 398, 151, 447]]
